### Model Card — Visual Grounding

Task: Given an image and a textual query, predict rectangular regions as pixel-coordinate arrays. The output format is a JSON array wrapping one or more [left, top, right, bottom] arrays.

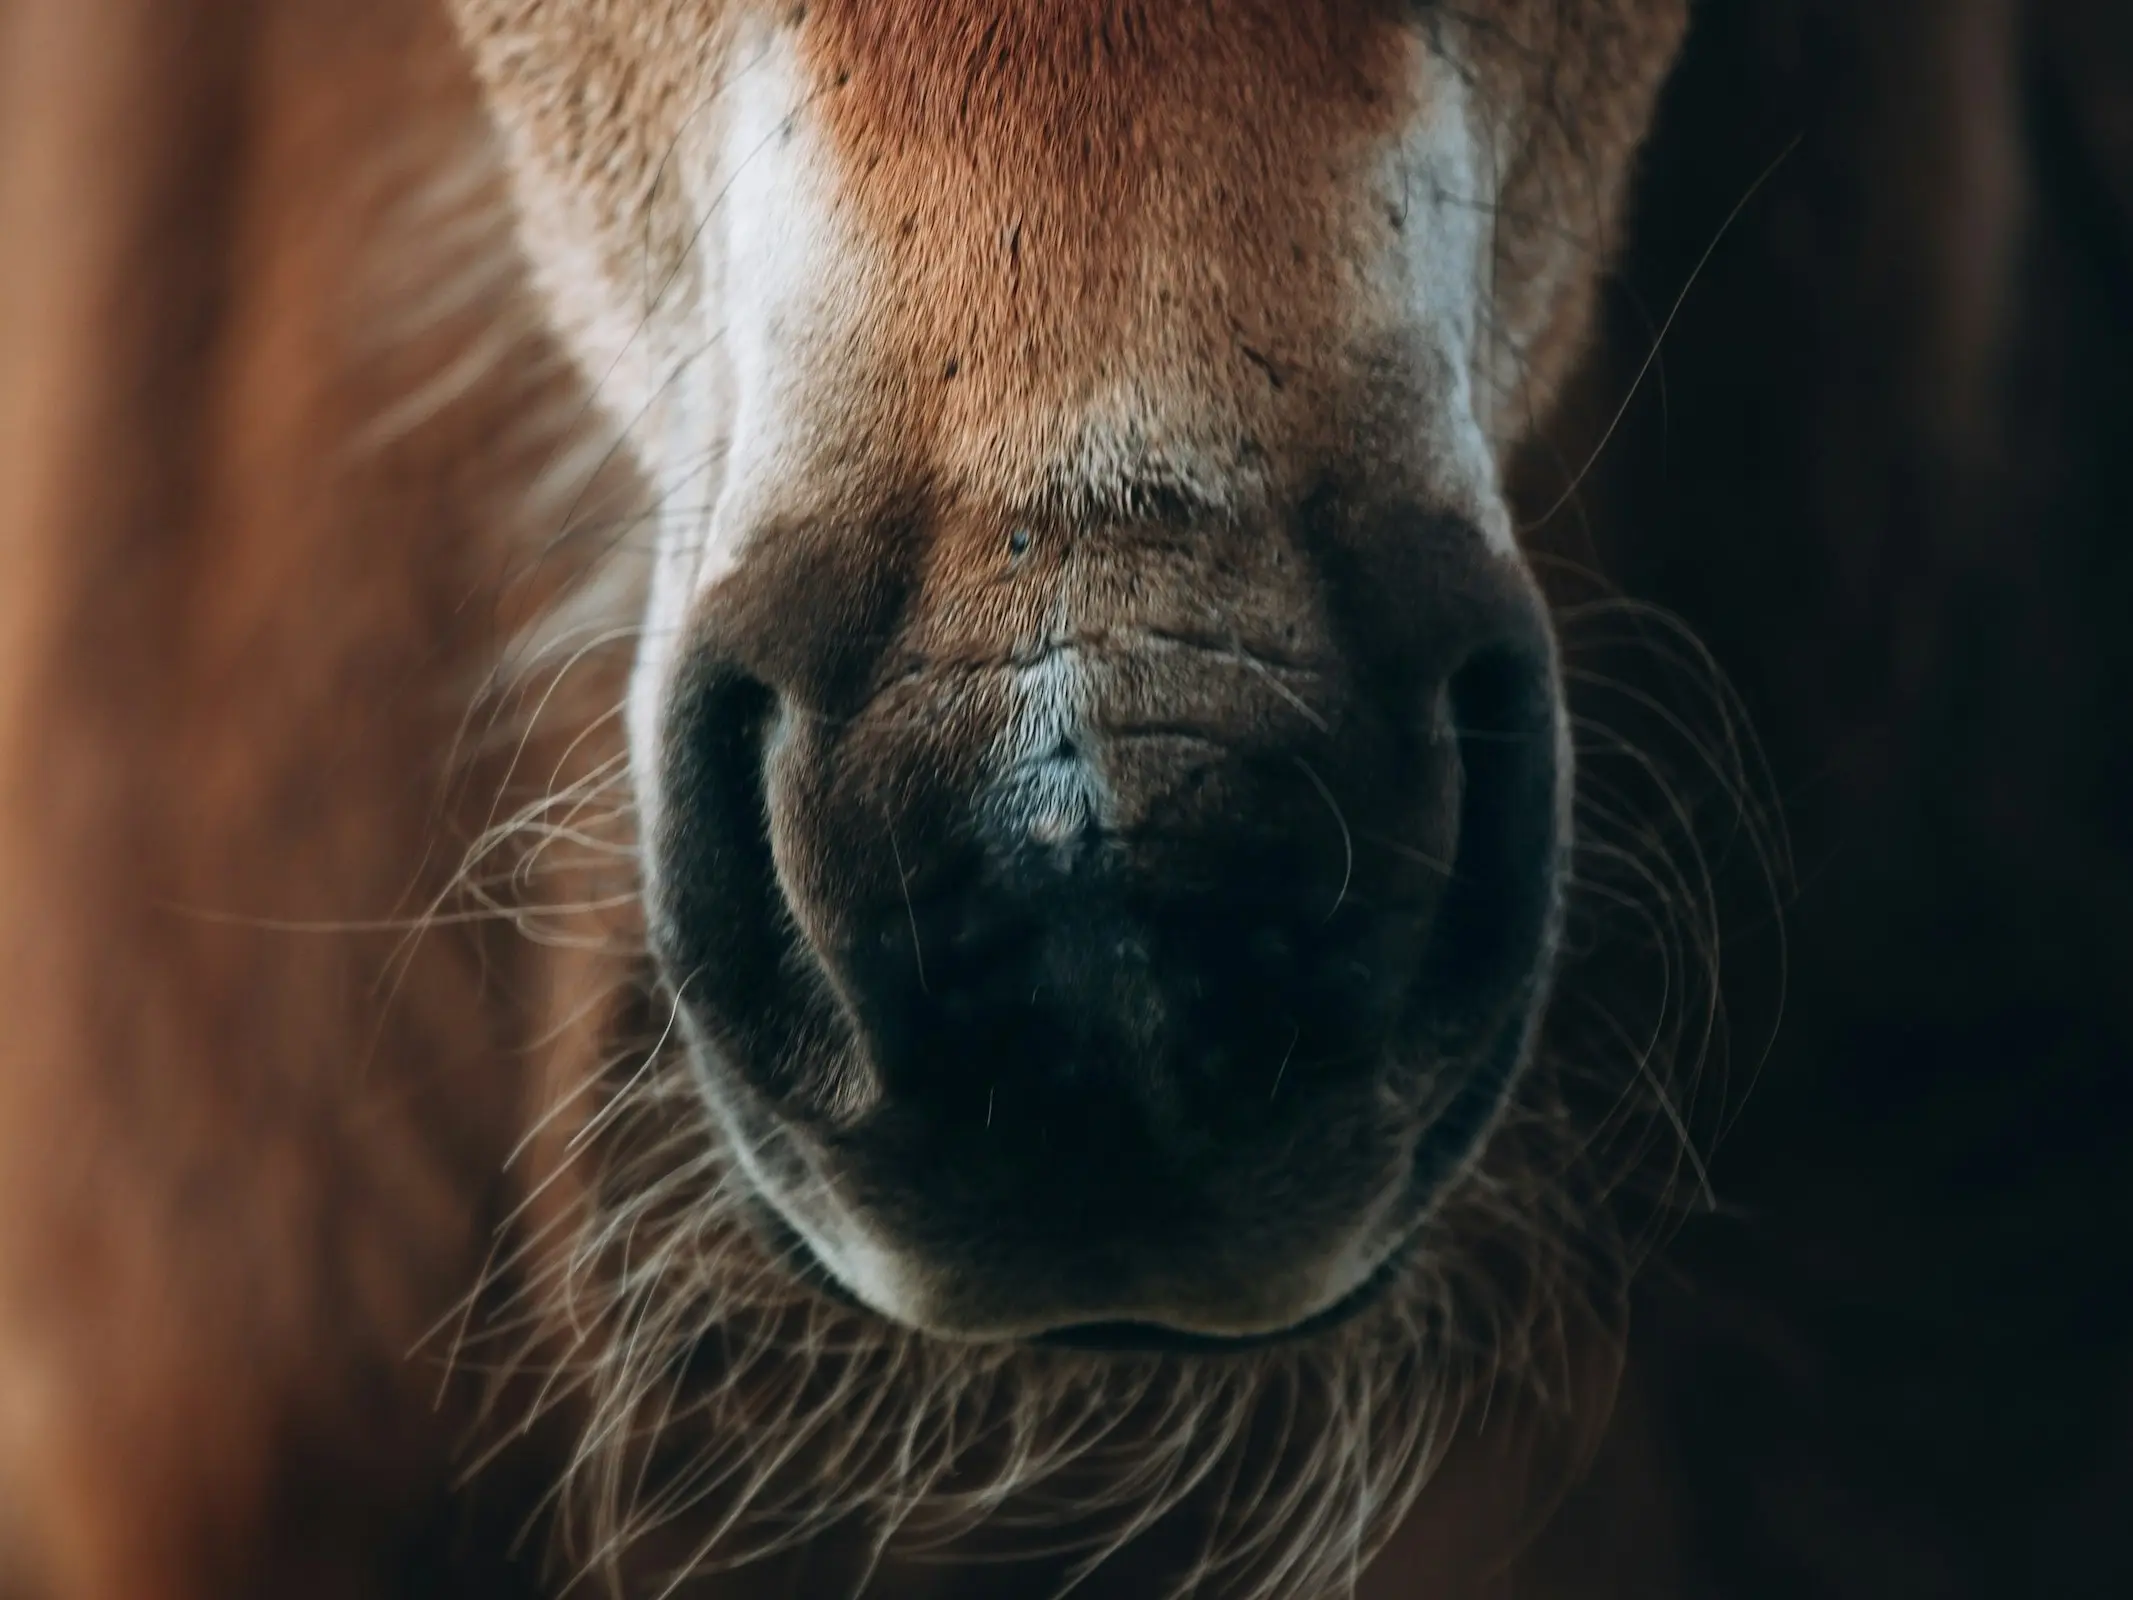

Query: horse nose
[[640, 494, 1567, 1338]]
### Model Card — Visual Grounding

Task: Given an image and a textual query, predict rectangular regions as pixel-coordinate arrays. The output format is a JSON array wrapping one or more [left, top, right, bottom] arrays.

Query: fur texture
[[18, 3, 2123, 1599]]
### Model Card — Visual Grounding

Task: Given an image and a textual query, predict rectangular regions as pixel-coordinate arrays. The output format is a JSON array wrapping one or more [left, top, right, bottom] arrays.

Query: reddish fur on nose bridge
[[797, 0, 1421, 484], [803, 0, 1408, 152]]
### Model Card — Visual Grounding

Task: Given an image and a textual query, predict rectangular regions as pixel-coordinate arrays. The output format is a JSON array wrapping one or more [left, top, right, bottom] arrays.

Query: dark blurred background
[[1535, 1, 2133, 1593]]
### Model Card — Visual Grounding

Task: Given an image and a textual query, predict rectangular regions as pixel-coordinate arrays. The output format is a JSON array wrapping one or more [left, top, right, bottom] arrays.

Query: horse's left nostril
[[1414, 631, 1566, 1041]]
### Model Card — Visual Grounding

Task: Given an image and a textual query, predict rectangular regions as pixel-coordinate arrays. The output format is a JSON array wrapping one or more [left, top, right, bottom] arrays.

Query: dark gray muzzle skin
[[648, 487, 1566, 1344]]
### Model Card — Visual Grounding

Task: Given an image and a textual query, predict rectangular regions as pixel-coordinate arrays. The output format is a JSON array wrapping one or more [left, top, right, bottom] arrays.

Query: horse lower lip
[[1026, 1249, 1414, 1354], [1031, 1321, 1279, 1355]]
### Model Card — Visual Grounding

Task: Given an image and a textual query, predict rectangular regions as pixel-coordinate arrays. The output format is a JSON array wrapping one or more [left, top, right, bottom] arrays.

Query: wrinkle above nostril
[[1137, 625, 1325, 678]]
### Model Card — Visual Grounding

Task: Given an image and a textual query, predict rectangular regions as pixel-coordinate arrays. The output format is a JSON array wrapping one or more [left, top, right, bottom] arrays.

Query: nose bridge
[[783, 1, 1425, 508], [936, 501, 1342, 863]]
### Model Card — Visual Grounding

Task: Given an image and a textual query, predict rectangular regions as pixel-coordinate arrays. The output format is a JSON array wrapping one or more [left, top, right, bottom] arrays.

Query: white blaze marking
[[1372, 44, 1516, 552], [625, 32, 874, 839], [996, 633, 1101, 849]]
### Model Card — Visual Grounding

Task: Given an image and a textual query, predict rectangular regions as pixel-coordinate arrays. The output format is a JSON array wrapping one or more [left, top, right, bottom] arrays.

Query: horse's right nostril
[[646, 662, 785, 1002]]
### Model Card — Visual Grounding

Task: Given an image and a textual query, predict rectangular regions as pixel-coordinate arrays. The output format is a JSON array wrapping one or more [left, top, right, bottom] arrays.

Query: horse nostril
[[646, 660, 785, 997], [1417, 632, 1566, 1034]]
